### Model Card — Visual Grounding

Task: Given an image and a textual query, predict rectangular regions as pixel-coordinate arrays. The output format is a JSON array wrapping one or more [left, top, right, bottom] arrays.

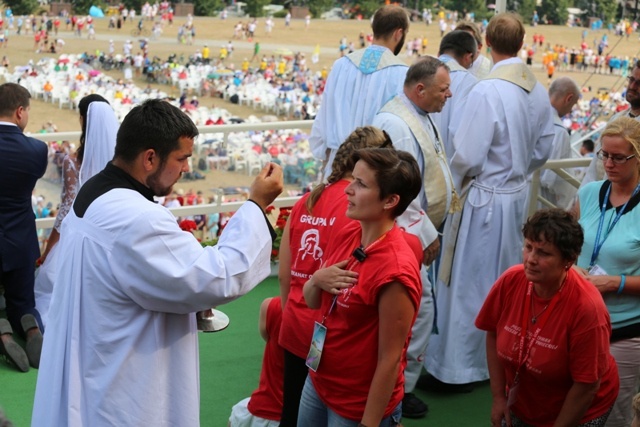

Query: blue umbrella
[[89, 5, 105, 17]]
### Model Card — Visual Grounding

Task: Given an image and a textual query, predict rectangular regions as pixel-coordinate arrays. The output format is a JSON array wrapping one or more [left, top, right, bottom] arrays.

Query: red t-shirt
[[309, 223, 422, 421], [247, 297, 284, 421], [279, 180, 354, 358], [476, 265, 619, 426]]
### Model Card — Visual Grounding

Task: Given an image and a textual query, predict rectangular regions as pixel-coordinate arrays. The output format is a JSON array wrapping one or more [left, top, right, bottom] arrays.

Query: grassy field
[[1, 12, 637, 134]]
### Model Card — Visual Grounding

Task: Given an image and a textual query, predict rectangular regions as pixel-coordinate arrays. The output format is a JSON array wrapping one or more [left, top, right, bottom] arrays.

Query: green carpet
[[0, 277, 491, 426]]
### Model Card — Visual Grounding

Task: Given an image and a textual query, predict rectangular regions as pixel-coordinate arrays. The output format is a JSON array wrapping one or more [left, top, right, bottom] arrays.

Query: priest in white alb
[[373, 56, 459, 418], [430, 30, 478, 161], [427, 12, 554, 388], [540, 77, 581, 210], [309, 4, 409, 178], [31, 100, 284, 427]]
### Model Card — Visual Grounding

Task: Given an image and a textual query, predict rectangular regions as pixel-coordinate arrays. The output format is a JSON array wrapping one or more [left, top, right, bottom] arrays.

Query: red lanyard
[[515, 281, 564, 374]]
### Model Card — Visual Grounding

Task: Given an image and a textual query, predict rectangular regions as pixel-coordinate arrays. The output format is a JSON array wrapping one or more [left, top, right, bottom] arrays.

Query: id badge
[[588, 264, 608, 276], [306, 322, 327, 372]]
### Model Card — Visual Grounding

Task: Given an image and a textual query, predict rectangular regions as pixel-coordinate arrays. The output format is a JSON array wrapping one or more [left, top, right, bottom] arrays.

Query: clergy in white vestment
[[430, 30, 478, 160], [455, 20, 492, 79], [309, 5, 409, 178], [540, 77, 581, 210], [31, 100, 284, 427], [580, 62, 640, 188], [373, 56, 458, 418], [427, 13, 554, 386]]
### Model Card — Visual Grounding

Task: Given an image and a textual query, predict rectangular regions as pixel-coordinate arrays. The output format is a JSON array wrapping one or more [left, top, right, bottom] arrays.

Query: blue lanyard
[[590, 182, 640, 266]]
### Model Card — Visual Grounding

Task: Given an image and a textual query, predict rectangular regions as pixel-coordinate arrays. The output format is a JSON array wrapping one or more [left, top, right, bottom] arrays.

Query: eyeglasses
[[597, 149, 636, 164]]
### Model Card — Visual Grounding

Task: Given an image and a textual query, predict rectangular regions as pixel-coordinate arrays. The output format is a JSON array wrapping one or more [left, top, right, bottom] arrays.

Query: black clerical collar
[[74, 161, 156, 218]]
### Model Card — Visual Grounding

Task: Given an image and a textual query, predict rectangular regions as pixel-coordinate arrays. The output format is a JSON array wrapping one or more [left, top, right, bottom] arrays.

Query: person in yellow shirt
[[220, 46, 228, 61], [259, 57, 267, 72], [202, 44, 210, 64], [320, 66, 328, 80], [421, 36, 428, 55], [241, 58, 249, 72], [277, 60, 286, 76]]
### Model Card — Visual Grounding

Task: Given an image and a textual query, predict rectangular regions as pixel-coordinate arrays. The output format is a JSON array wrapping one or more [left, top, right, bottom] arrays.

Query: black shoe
[[21, 314, 43, 369], [0, 319, 29, 372], [402, 392, 428, 419], [416, 374, 475, 393]]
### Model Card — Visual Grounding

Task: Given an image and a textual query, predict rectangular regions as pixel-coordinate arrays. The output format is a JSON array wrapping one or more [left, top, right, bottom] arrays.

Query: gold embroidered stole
[[380, 96, 458, 229], [484, 62, 537, 92]]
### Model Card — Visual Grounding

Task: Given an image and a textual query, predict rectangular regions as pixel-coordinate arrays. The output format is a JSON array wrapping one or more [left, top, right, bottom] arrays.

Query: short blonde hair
[[601, 117, 640, 172]]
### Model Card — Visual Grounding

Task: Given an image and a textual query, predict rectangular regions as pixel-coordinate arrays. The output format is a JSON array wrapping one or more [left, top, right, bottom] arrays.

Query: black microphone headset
[[352, 245, 367, 262]]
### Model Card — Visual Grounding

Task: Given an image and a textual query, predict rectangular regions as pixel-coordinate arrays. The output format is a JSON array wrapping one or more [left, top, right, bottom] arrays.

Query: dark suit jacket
[[0, 123, 48, 271]]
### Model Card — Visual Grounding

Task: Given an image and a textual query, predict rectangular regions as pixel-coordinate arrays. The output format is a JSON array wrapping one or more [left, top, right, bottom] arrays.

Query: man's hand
[[422, 238, 440, 266], [249, 163, 283, 211]]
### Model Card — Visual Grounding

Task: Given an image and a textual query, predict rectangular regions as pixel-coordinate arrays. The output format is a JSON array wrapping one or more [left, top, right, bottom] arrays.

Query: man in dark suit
[[0, 83, 47, 372]]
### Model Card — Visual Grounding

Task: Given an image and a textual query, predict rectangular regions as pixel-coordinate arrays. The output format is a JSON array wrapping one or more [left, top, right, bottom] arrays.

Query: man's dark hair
[[582, 139, 595, 153], [114, 99, 198, 164], [0, 83, 30, 117], [371, 5, 409, 40], [404, 56, 447, 88], [351, 148, 422, 218], [438, 30, 477, 59]]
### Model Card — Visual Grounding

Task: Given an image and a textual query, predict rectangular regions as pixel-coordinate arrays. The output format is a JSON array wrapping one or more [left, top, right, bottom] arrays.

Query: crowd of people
[[4, 4, 640, 427]]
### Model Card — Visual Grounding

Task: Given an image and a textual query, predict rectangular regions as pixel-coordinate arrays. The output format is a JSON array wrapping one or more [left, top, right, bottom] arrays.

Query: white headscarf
[[79, 102, 119, 186]]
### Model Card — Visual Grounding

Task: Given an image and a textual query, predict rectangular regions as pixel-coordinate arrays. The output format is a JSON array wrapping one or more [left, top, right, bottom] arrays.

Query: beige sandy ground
[[2, 13, 638, 204]]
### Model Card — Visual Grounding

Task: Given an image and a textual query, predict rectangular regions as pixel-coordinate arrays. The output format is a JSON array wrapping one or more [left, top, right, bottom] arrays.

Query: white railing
[[31, 120, 314, 146], [527, 157, 591, 216], [33, 119, 597, 230]]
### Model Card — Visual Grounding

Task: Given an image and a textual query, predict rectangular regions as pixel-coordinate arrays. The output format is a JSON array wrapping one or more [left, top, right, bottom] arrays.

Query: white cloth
[[539, 110, 577, 209], [431, 55, 478, 160], [32, 190, 272, 426], [35, 102, 118, 328], [229, 398, 280, 427], [79, 102, 118, 190], [426, 57, 554, 384], [469, 54, 492, 79], [309, 45, 407, 177]]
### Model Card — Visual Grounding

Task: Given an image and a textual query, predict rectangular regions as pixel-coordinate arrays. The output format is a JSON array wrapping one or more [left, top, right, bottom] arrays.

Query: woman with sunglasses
[[575, 117, 640, 427]]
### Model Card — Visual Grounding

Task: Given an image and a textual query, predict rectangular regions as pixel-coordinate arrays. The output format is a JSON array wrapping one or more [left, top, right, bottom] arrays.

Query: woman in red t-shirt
[[301, 148, 423, 427], [278, 127, 390, 426], [476, 209, 618, 427]]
